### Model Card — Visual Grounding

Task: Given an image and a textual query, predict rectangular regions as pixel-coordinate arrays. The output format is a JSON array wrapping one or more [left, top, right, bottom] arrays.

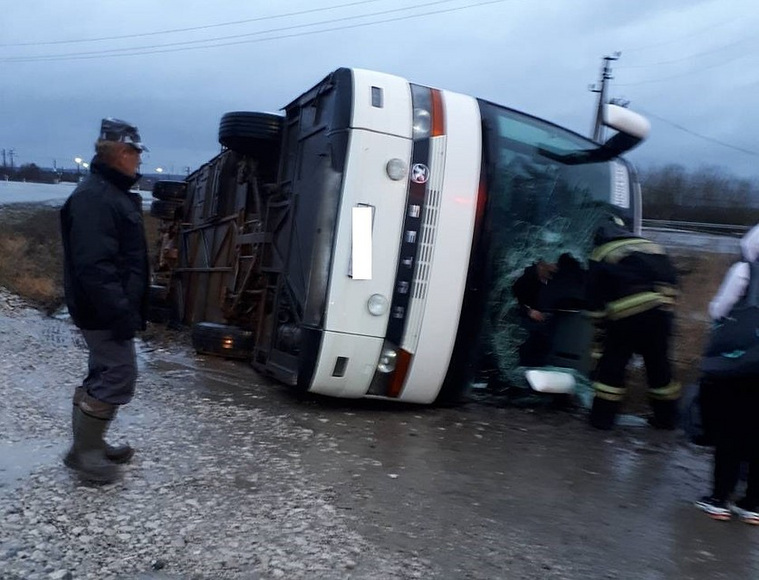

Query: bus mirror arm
[[599, 131, 643, 158], [537, 105, 650, 165], [599, 104, 650, 156], [597, 106, 650, 158]]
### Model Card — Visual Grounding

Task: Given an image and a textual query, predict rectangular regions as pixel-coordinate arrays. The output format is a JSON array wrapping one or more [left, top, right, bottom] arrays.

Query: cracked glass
[[476, 101, 636, 399]]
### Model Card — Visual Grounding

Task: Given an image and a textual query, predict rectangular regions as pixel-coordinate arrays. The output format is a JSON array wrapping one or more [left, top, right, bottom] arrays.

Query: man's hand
[[527, 307, 546, 322]]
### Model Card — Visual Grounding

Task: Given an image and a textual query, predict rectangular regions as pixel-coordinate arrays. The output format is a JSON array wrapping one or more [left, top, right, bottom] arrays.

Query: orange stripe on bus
[[387, 349, 413, 398], [431, 89, 445, 136]]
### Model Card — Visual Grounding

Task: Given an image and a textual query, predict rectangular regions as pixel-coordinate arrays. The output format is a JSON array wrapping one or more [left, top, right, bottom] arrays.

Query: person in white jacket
[[696, 224, 759, 524]]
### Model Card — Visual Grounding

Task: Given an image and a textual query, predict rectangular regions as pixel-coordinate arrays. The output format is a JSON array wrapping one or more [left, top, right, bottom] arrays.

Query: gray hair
[[94, 139, 131, 164]]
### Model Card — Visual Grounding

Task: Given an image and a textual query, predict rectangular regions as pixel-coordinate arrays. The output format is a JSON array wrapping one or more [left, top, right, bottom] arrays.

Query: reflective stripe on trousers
[[593, 381, 626, 402], [648, 380, 682, 401]]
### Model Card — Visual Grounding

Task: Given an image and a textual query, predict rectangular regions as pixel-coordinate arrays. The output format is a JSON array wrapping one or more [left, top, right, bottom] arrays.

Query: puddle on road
[[0, 439, 62, 489]]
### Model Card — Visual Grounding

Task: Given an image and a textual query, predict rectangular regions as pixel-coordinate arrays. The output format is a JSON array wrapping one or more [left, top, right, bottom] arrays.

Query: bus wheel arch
[[191, 322, 255, 360]]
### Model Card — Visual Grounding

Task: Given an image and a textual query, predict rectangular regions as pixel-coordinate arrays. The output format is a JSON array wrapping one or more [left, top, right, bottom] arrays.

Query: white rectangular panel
[[351, 206, 373, 280], [611, 161, 630, 209]]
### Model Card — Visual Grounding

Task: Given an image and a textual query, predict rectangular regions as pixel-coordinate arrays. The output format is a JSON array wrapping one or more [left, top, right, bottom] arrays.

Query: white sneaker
[[730, 500, 759, 525], [695, 496, 731, 521]]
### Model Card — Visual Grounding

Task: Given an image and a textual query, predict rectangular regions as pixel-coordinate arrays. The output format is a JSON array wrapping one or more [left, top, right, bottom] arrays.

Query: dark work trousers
[[80, 329, 138, 406], [594, 308, 673, 394], [710, 377, 759, 502]]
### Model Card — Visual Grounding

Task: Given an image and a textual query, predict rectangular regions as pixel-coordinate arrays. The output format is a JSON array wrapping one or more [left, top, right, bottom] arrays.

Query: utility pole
[[8, 149, 15, 169], [1, 149, 6, 168], [589, 52, 620, 142]]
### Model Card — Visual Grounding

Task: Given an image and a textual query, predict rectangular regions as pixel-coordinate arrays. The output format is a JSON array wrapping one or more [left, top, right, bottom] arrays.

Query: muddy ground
[[0, 286, 757, 580], [0, 200, 754, 578]]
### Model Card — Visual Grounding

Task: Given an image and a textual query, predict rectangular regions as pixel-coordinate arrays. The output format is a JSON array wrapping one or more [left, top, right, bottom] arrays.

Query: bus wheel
[[150, 199, 183, 221], [218, 112, 283, 163], [152, 180, 187, 201], [191, 322, 254, 360]]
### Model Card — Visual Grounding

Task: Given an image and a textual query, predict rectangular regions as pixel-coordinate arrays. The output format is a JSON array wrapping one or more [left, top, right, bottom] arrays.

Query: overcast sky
[[2, 0, 758, 180]]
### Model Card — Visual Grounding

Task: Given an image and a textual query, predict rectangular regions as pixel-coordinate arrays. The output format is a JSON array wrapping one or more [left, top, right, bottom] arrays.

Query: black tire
[[153, 180, 187, 201], [218, 112, 283, 163], [150, 199, 183, 221], [149, 284, 169, 305], [191, 322, 254, 360]]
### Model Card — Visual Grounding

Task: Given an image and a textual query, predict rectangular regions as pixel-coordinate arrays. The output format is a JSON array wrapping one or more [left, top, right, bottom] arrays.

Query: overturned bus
[[149, 67, 650, 405]]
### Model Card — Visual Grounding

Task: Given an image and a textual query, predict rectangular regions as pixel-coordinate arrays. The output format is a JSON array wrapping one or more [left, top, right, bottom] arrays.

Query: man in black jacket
[[512, 259, 557, 366], [60, 118, 150, 482], [586, 215, 681, 430]]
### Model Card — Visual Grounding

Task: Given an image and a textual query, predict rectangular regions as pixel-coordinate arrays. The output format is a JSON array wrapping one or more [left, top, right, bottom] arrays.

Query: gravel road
[[3, 288, 758, 580], [0, 289, 431, 580]]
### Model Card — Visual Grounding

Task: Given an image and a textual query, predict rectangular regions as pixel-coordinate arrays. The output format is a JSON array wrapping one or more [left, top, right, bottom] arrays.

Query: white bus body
[[155, 67, 647, 405]]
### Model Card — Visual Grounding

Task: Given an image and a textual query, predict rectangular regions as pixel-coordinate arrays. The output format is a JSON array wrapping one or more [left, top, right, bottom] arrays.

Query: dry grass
[[670, 251, 734, 379], [0, 205, 160, 313], [0, 206, 65, 312]]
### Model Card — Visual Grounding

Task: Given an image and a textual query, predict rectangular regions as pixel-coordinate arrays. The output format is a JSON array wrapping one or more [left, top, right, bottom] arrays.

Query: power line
[[621, 15, 745, 53], [615, 51, 752, 86], [0, 0, 385, 47], [618, 35, 757, 69], [0, 0, 508, 64], [638, 108, 759, 157], [1, 0, 473, 61]]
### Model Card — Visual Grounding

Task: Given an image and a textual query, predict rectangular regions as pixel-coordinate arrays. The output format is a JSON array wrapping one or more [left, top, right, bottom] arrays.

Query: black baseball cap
[[99, 117, 149, 152]]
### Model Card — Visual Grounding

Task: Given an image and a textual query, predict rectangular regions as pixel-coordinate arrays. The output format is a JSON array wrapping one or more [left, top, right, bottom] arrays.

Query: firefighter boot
[[65, 387, 134, 464], [589, 397, 619, 430], [649, 398, 679, 430], [63, 399, 120, 483]]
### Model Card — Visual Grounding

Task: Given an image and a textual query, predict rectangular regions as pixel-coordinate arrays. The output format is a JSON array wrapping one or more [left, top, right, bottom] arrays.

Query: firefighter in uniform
[[587, 216, 681, 430]]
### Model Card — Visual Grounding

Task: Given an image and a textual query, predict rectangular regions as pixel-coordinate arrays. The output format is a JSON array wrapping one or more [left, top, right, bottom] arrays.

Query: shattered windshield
[[477, 100, 635, 391]]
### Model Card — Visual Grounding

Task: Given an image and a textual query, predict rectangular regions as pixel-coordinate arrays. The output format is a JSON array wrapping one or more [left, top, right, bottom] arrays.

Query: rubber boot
[[649, 399, 679, 430], [67, 387, 134, 464], [63, 400, 120, 483], [589, 397, 619, 430]]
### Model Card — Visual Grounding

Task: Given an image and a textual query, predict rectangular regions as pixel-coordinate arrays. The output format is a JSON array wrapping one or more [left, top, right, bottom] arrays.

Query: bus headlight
[[367, 293, 389, 316], [377, 347, 398, 373], [385, 158, 407, 181], [412, 107, 431, 139]]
